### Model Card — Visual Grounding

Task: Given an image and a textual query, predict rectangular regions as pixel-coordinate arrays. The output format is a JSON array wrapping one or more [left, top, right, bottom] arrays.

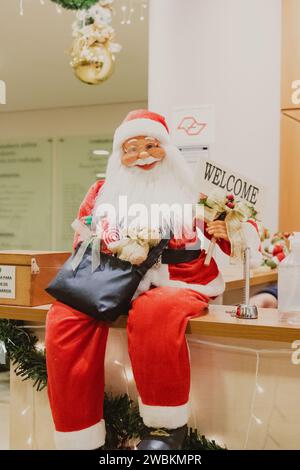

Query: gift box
[[0, 251, 70, 307]]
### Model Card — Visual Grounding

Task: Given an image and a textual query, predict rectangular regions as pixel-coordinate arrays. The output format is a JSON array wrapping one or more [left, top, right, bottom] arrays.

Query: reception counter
[[4, 268, 299, 451], [0, 266, 278, 325], [3, 301, 300, 451], [0, 302, 298, 343]]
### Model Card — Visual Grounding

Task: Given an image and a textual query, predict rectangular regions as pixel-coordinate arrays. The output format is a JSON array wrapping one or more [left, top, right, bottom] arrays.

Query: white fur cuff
[[54, 419, 106, 450], [138, 397, 190, 429]]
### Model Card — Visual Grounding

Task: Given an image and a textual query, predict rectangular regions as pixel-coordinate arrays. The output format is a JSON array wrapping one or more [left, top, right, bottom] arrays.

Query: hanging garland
[[50, 0, 99, 10], [70, 1, 121, 85], [49, 1, 122, 85], [0, 320, 47, 391], [0, 319, 225, 450]]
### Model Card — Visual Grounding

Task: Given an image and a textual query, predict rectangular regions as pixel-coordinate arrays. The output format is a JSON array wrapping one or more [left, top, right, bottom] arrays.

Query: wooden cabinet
[[0, 251, 70, 306]]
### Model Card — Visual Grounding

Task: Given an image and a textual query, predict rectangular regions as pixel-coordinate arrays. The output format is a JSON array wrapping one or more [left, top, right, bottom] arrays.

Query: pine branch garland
[[50, 0, 99, 10], [0, 320, 47, 391], [103, 394, 226, 450], [183, 429, 225, 451], [103, 393, 147, 449], [0, 319, 225, 450]]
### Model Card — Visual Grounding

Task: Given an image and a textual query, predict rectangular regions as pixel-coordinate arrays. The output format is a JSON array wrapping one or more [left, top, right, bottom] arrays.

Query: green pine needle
[[183, 428, 225, 450], [0, 320, 47, 391], [50, 0, 99, 10]]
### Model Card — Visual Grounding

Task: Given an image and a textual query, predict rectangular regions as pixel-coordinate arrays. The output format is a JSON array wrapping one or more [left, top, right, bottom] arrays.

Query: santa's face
[[121, 136, 166, 171], [93, 135, 198, 239]]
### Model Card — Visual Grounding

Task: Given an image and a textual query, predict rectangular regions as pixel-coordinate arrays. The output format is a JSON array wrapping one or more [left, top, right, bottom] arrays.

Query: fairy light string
[[19, 0, 148, 23]]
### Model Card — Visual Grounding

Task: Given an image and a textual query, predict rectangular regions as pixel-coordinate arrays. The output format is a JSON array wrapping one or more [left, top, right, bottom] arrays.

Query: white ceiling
[[0, 0, 148, 112]]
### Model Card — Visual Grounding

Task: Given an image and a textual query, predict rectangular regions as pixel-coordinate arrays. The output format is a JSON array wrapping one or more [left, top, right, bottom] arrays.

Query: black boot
[[137, 425, 188, 450]]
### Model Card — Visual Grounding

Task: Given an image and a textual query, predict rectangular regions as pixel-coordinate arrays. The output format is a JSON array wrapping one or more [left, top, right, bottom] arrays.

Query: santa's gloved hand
[[206, 221, 229, 241]]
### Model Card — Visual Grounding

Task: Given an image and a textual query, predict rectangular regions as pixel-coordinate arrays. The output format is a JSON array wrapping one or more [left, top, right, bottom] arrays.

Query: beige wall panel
[[282, 0, 300, 109], [280, 111, 300, 230]]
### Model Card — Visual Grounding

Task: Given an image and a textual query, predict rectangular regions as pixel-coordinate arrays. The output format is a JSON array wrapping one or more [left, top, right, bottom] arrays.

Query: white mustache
[[130, 156, 160, 167]]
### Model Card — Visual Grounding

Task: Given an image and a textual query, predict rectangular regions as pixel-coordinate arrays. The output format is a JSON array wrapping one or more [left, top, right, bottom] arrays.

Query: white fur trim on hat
[[113, 118, 170, 151], [138, 397, 190, 429], [54, 419, 105, 450]]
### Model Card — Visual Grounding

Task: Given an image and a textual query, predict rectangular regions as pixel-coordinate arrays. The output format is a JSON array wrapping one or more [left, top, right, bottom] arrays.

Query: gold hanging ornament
[[70, 0, 121, 85]]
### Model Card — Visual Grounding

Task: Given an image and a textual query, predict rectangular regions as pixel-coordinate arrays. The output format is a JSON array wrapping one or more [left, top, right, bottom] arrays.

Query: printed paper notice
[[0, 265, 16, 299]]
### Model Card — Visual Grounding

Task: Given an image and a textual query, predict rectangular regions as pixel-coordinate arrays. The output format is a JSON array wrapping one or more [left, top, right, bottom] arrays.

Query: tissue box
[[0, 251, 70, 307]]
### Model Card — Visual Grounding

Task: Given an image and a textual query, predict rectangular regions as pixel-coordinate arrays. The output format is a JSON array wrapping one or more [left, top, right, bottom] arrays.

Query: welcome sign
[[199, 158, 265, 215]]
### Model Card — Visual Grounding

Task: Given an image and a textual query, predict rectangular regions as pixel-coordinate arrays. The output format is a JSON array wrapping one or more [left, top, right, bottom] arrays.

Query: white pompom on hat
[[113, 109, 171, 151]]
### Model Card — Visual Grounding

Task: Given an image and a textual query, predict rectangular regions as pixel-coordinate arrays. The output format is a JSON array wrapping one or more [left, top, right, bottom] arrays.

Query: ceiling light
[[93, 150, 110, 156]]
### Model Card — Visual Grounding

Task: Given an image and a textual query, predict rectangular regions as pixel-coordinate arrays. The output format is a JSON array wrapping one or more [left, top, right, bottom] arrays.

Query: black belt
[[161, 249, 201, 264]]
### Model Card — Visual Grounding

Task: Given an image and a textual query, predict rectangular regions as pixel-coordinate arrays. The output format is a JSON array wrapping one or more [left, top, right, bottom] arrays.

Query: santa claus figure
[[45, 110, 262, 450]]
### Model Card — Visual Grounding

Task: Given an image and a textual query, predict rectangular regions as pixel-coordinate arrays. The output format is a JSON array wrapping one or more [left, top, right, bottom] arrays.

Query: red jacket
[[73, 181, 261, 298]]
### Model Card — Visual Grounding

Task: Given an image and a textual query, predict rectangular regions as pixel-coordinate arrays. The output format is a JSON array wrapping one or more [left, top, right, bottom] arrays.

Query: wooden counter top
[[187, 305, 299, 342], [0, 303, 299, 343], [0, 304, 50, 322], [224, 267, 277, 291]]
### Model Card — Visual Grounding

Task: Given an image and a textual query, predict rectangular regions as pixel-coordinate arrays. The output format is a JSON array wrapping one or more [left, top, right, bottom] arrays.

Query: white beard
[[92, 144, 198, 238]]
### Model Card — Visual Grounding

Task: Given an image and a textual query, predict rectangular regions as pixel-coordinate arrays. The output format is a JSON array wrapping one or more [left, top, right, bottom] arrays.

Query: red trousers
[[45, 287, 208, 449]]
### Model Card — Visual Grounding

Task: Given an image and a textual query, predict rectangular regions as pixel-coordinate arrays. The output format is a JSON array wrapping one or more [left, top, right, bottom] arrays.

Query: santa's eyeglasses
[[122, 137, 161, 155]]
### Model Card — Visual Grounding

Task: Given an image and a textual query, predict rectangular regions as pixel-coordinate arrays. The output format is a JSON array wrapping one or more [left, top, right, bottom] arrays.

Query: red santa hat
[[113, 109, 170, 151]]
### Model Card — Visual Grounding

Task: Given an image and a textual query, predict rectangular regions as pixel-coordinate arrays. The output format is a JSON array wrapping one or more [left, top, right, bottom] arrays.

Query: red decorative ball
[[273, 244, 283, 256], [226, 202, 235, 209], [227, 194, 234, 201], [276, 252, 285, 262]]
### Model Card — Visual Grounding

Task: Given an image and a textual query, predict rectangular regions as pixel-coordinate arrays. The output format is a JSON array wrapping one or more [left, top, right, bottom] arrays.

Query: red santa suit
[[45, 110, 262, 449]]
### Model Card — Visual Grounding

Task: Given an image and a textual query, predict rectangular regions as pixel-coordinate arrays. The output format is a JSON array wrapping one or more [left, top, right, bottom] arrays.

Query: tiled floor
[[0, 371, 10, 450]]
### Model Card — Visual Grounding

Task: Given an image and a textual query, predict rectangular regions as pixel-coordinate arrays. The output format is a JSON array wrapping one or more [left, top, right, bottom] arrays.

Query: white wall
[[0, 101, 147, 139], [148, 0, 281, 231]]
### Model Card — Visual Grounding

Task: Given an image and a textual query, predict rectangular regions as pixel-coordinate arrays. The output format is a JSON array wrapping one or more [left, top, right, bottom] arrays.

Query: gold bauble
[[73, 47, 114, 85]]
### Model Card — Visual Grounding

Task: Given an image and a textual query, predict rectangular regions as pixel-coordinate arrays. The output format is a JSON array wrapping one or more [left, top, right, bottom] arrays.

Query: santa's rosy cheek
[[149, 147, 166, 160], [121, 153, 138, 167]]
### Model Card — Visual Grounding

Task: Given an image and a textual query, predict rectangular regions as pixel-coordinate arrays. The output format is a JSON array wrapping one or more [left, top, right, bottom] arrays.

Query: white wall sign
[[0, 79, 6, 105], [172, 105, 215, 147], [179, 146, 210, 186], [0, 265, 16, 299], [199, 158, 265, 216]]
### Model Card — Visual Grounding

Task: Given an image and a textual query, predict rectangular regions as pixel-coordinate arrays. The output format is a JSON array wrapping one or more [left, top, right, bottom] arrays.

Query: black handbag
[[46, 237, 170, 323]]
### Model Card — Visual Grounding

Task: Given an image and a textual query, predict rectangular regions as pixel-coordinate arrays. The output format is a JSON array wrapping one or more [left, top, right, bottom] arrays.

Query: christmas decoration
[[104, 397, 225, 450], [0, 320, 47, 391], [260, 231, 292, 269], [50, 0, 99, 10], [107, 227, 161, 265], [19, 1, 148, 25], [44, 110, 261, 450], [198, 191, 256, 265], [70, 1, 121, 84], [0, 319, 224, 450], [120, 1, 148, 25]]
